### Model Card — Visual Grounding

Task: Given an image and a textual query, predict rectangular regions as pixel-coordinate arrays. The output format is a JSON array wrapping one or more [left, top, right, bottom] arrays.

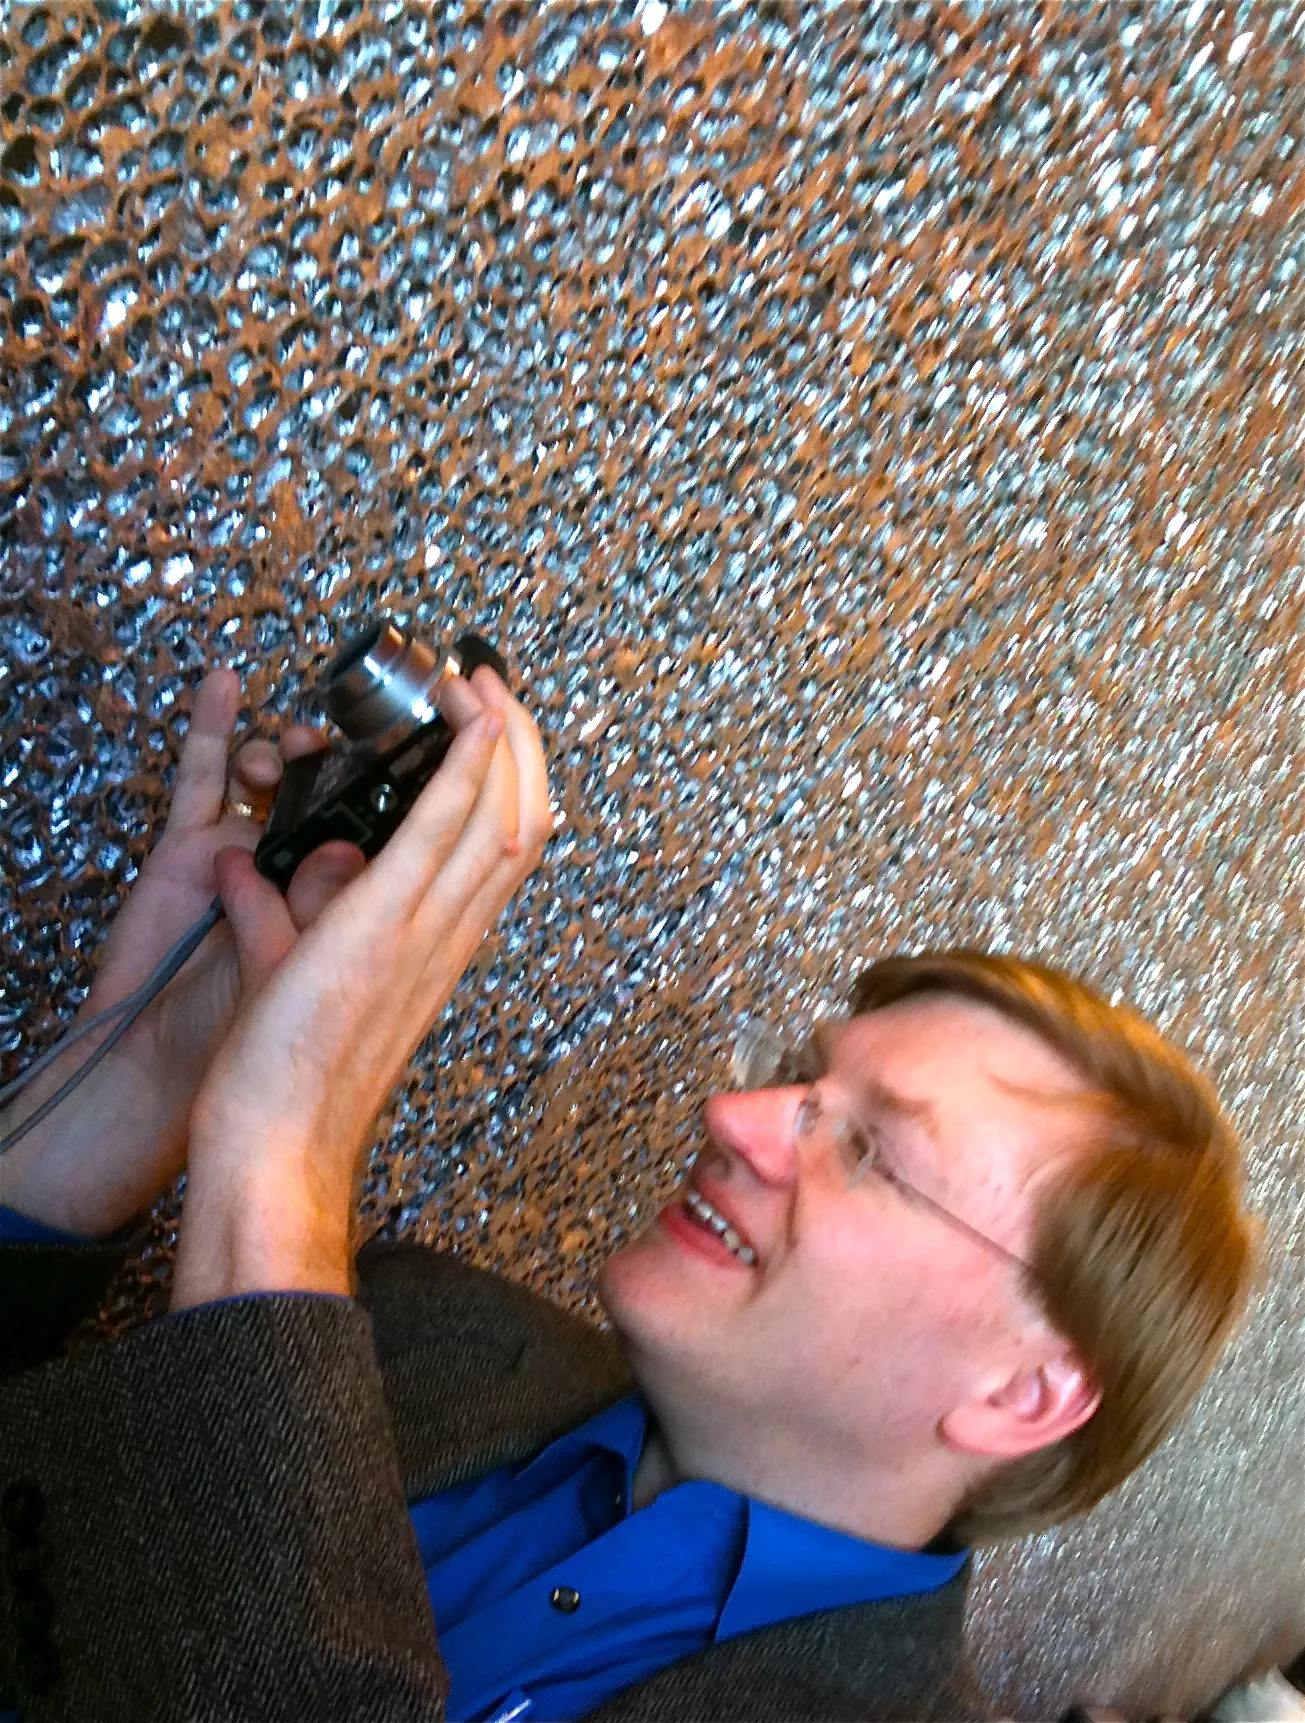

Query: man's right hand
[[170, 663, 552, 1308]]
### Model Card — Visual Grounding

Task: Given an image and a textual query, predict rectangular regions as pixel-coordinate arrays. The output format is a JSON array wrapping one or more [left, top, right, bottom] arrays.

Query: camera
[[254, 618, 509, 892]]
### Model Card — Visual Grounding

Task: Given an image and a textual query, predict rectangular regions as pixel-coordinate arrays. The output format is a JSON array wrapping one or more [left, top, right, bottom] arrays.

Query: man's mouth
[[677, 1184, 758, 1268]]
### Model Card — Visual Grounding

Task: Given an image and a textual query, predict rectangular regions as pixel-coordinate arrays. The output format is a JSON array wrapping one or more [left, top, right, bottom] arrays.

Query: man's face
[[598, 993, 1092, 1489]]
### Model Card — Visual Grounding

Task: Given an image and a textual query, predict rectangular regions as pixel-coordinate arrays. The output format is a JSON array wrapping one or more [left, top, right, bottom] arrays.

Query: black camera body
[[254, 619, 508, 892]]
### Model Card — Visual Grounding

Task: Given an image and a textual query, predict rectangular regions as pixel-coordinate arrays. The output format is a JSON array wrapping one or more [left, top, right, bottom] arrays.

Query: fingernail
[[485, 711, 504, 741]]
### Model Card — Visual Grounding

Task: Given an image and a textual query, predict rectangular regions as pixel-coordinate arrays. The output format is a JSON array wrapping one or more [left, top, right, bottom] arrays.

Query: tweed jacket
[[0, 1234, 991, 1722]]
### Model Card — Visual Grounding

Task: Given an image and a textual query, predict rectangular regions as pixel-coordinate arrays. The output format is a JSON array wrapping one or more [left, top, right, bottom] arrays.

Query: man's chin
[[595, 1213, 682, 1336], [596, 1217, 654, 1289]]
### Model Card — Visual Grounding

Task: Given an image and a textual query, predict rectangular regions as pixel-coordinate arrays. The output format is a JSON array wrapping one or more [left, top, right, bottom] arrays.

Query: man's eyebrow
[[813, 1021, 942, 1165], [855, 1077, 941, 1143]]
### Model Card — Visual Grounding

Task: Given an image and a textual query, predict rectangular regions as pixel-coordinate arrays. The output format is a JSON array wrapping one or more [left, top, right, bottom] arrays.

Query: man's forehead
[[831, 993, 1082, 1089], [825, 997, 1093, 1171]]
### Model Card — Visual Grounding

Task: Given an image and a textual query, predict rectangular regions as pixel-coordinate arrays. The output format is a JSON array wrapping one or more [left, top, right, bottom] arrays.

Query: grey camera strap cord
[[0, 876, 709, 1178], [0, 888, 616, 1166], [0, 899, 225, 1156]]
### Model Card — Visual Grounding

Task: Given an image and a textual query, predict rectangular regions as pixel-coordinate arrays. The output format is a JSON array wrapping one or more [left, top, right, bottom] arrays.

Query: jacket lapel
[[355, 1239, 631, 1500]]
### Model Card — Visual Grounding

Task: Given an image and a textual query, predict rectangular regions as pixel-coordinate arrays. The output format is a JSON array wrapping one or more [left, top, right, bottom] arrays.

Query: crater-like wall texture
[[2, 2, 1304, 1713]]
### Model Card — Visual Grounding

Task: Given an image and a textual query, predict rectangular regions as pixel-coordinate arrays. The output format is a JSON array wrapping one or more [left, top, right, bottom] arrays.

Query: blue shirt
[[0, 1208, 967, 1721], [417, 1391, 966, 1722]]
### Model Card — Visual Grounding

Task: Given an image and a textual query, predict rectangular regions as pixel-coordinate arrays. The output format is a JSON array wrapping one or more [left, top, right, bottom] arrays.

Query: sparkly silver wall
[[3, 0, 1304, 1713]]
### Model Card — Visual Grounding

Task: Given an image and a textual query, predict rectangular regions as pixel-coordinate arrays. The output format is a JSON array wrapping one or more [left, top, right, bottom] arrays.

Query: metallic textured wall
[[2, 0, 1304, 1713]]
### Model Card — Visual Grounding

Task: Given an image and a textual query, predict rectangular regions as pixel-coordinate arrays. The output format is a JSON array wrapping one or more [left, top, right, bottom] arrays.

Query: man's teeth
[[684, 1188, 758, 1266]]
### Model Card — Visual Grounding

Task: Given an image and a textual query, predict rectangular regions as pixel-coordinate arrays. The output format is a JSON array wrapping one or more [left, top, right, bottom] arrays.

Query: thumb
[[214, 846, 299, 992], [285, 840, 367, 932]]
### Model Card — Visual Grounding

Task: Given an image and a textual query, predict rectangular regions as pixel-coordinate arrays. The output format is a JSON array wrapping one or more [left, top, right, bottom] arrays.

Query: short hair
[[845, 948, 1261, 1545]]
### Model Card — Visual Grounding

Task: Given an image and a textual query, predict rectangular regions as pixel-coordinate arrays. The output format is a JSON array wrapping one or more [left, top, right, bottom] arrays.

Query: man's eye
[[777, 1037, 825, 1086], [850, 1128, 877, 1166], [849, 1127, 897, 1186]]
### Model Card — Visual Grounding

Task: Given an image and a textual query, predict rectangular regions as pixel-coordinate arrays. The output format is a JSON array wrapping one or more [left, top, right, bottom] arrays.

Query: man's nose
[[701, 1087, 801, 1187]]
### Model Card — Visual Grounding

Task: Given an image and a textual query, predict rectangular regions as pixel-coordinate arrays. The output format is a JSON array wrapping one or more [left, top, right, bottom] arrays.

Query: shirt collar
[[555, 1395, 968, 1638], [715, 1494, 968, 1640], [524, 1392, 648, 1507]]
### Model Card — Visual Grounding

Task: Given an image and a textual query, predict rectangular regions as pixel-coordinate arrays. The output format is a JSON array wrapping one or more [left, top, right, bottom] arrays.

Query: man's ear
[[940, 1348, 1101, 1460]]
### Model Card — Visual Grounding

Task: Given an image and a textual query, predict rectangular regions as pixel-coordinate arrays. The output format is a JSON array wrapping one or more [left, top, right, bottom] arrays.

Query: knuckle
[[522, 822, 550, 867], [497, 823, 521, 860]]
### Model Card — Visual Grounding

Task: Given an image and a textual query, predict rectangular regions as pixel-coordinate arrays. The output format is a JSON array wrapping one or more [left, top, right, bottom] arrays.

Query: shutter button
[[549, 1585, 581, 1614]]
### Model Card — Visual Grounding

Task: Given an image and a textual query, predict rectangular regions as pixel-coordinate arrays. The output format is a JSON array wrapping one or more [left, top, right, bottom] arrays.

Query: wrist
[[0, 1018, 182, 1237], [172, 1148, 355, 1308]]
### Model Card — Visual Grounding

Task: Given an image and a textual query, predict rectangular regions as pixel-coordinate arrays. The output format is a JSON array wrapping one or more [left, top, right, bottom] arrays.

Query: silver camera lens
[[323, 621, 451, 742]]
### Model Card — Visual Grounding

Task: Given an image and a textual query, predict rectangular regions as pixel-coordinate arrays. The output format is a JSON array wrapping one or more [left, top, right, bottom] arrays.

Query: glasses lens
[[731, 1016, 786, 1089], [731, 1019, 834, 1089]]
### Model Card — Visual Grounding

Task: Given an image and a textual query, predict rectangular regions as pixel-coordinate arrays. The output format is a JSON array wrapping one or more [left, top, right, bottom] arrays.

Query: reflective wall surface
[[2, 2, 1304, 1712]]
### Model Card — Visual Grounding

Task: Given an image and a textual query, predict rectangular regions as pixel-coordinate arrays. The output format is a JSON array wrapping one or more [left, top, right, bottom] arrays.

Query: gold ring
[[221, 795, 259, 821]]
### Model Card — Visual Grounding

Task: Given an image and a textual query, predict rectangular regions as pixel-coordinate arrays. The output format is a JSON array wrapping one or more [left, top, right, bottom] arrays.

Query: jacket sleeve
[[0, 1235, 133, 1378], [0, 1289, 450, 1723]]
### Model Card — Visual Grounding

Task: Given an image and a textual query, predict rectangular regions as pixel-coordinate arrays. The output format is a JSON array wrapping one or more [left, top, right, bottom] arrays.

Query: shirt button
[[549, 1585, 581, 1614]]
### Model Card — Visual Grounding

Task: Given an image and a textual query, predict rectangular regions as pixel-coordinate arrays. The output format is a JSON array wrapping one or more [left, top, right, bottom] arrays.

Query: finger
[[279, 722, 330, 764], [405, 687, 550, 944], [221, 739, 282, 826], [224, 728, 328, 827], [437, 660, 491, 732], [408, 741, 530, 952], [227, 739, 283, 795], [468, 682, 551, 864], [284, 841, 368, 932], [213, 846, 299, 993], [393, 849, 529, 1082], [414, 848, 525, 1002], [351, 705, 504, 917], [448, 673, 523, 861], [409, 791, 546, 1023], [496, 691, 553, 859], [468, 663, 509, 710], [164, 669, 241, 839], [452, 668, 528, 856], [477, 703, 522, 859]]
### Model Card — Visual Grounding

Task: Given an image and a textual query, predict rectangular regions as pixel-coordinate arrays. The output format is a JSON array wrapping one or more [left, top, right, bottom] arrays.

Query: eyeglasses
[[731, 1016, 1041, 1286]]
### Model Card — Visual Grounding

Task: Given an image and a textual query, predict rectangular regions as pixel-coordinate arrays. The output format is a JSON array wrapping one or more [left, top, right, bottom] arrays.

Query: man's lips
[[659, 1171, 760, 1270], [661, 1201, 758, 1271], [687, 1173, 758, 1258]]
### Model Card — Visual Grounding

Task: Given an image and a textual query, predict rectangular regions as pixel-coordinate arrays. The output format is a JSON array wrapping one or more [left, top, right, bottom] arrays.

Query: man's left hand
[[0, 670, 364, 1238]]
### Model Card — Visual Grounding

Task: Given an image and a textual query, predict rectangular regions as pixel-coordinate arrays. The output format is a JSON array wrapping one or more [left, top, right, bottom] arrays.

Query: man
[[0, 660, 1258, 1721]]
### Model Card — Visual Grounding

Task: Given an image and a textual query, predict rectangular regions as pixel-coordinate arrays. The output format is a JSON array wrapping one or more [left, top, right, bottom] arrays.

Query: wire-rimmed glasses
[[731, 1015, 1041, 1285]]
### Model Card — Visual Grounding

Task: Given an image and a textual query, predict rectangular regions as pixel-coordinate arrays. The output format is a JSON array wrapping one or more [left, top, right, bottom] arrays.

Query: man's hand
[[0, 672, 365, 1239], [170, 664, 551, 1307]]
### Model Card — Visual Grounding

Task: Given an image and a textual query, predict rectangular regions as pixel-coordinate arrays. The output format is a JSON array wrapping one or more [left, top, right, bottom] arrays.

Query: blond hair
[[846, 949, 1261, 1544]]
